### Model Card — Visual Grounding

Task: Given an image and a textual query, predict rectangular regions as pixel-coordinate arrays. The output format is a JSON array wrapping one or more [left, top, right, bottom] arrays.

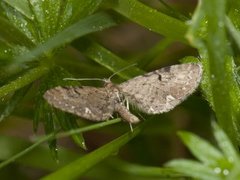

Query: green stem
[[42, 123, 143, 180], [0, 119, 121, 169]]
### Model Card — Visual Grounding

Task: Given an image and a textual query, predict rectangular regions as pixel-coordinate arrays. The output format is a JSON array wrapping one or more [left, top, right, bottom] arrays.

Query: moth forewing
[[44, 63, 202, 123]]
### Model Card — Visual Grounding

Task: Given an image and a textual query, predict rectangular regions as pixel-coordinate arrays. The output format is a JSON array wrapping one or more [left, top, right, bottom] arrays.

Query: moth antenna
[[108, 63, 137, 81], [63, 78, 106, 82], [63, 64, 137, 83]]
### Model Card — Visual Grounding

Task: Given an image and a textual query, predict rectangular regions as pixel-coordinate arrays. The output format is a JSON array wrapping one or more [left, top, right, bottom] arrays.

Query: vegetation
[[1, 0, 240, 179]]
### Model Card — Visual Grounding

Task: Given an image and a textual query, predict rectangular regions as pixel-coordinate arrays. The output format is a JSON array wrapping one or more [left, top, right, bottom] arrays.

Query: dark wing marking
[[118, 63, 202, 114]]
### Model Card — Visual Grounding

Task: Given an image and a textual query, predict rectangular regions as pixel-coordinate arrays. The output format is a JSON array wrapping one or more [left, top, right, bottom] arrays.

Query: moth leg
[[115, 103, 140, 124], [126, 98, 133, 131], [120, 97, 129, 110], [129, 123, 133, 132], [116, 91, 121, 102], [109, 114, 114, 119]]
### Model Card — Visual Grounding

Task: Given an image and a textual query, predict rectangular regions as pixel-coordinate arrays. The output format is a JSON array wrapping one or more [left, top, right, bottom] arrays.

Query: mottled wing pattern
[[118, 63, 202, 114], [43, 86, 117, 121]]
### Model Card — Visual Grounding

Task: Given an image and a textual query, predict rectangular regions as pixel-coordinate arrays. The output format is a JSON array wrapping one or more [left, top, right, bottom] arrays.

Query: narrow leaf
[[42, 125, 143, 180], [166, 159, 219, 180], [3, 0, 32, 19], [14, 12, 117, 64], [212, 122, 239, 162], [74, 38, 144, 80], [0, 84, 30, 122], [0, 65, 49, 98], [112, 0, 187, 43], [178, 131, 223, 165]]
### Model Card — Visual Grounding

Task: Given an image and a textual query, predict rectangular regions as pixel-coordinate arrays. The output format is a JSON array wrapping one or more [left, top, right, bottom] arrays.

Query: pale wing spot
[[166, 95, 176, 107], [166, 95, 175, 102], [178, 74, 186, 79], [85, 107, 92, 114], [118, 63, 202, 115], [148, 106, 155, 113]]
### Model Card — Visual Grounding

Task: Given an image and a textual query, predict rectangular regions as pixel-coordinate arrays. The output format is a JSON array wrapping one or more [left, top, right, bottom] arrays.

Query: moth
[[43, 63, 202, 124]]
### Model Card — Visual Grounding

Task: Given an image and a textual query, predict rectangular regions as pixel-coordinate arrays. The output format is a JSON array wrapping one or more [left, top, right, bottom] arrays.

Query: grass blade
[[42, 124, 143, 180]]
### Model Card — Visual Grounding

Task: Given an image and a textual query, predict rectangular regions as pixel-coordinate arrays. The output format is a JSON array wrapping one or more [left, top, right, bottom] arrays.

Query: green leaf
[[28, 0, 63, 41], [74, 38, 144, 80], [178, 131, 223, 165], [3, 0, 32, 19], [227, 0, 240, 31], [212, 122, 239, 162], [0, 65, 49, 98], [135, 38, 174, 68], [1, 1, 39, 44], [0, 16, 34, 47], [68, 0, 103, 22], [187, 0, 240, 146], [225, 16, 240, 51], [0, 119, 121, 169], [110, 159, 183, 178], [167, 123, 240, 179], [2, 0, 103, 44], [0, 84, 30, 122], [42, 125, 143, 180], [28, 0, 103, 41], [227, 163, 240, 180], [166, 159, 219, 180], [54, 111, 87, 150], [14, 12, 117, 65], [0, 135, 79, 171], [112, 0, 187, 43]]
